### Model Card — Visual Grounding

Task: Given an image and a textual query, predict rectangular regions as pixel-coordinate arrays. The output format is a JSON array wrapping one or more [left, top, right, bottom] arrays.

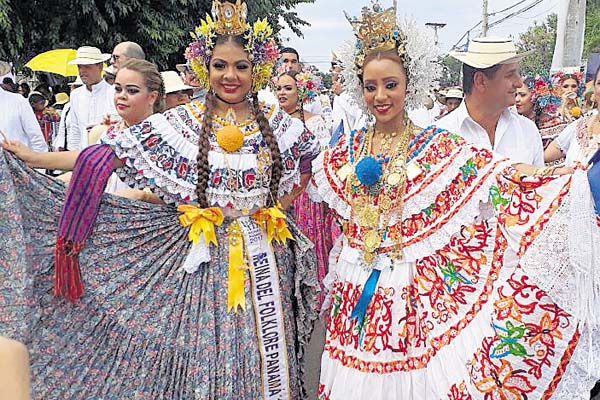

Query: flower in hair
[[294, 70, 322, 105]]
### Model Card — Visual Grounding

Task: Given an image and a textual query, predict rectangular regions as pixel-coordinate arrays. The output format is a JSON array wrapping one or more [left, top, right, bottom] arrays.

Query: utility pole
[[551, 0, 587, 70], [425, 22, 447, 46], [482, 0, 489, 37]]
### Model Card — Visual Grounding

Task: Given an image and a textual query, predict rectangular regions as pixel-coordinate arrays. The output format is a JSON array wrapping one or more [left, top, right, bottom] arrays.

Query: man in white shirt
[[0, 61, 47, 152], [437, 37, 544, 166], [67, 46, 117, 150], [330, 58, 364, 136]]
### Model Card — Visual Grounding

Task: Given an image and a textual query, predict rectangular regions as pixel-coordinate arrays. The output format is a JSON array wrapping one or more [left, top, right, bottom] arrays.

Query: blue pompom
[[355, 156, 382, 187]]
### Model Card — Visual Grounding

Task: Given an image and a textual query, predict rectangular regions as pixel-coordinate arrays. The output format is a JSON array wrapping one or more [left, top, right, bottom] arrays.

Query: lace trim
[[310, 149, 351, 219]]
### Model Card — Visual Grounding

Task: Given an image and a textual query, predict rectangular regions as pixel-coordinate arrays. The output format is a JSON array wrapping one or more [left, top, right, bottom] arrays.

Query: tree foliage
[[517, 13, 557, 77], [439, 55, 462, 87], [0, 0, 314, 69], [584, 0, 600, 56]]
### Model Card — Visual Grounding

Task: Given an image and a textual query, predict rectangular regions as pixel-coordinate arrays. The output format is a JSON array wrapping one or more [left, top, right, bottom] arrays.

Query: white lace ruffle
[[310, 150, 351, 219], [520, 171, 600, 329]]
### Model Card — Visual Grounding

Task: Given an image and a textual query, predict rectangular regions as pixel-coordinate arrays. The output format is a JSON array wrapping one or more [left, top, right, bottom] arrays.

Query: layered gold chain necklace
[[345, 119, 414, 264]]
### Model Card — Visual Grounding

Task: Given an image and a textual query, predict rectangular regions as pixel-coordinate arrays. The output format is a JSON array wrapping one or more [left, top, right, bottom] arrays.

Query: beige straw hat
[[68, 46, 110, 65], [449, 37, 533, 69], [445, 88, 464, 99], [161, 71, 193, 94], [0, 61, 10, 76], [54, 92, 70, 105]]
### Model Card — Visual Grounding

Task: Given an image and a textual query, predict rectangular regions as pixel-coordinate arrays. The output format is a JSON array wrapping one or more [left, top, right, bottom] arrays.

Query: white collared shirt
[[331, 92, 364, 135], [67, 80, 116, 150], [0, 87, 48, 152], [436, 100, 544, 166]]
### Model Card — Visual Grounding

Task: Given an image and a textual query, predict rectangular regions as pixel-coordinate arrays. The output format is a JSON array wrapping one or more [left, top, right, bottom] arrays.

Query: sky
[[279, 0, 561, 71]]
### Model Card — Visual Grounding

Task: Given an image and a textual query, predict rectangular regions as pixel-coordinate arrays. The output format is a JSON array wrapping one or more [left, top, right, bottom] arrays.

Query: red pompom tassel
[[54, 237, 84, 302]]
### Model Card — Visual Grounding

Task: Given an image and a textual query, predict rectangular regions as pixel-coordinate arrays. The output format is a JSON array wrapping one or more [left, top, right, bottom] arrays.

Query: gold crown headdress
[[344, 0, 407, 69], [211, 0, 249, 35], [185, 0, 279, 94]]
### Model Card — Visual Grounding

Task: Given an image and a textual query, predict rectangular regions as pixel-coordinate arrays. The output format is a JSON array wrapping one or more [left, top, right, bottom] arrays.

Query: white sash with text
[[239, 216, 291, 400]]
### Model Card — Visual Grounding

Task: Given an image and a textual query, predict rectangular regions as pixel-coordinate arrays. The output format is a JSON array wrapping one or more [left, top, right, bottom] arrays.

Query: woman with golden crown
[[312, 2, 600, 399], [0, 1, 320, 398]]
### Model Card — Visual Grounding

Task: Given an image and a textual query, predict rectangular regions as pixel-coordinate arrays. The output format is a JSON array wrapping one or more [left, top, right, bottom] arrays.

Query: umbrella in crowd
[[25, 49, 78, 77]]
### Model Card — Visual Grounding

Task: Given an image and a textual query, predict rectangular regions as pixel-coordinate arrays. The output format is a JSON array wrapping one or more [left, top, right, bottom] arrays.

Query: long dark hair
[[195, 35, 283, 208]]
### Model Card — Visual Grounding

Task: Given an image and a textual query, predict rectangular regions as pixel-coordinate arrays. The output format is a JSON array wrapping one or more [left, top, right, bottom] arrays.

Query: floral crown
[[338, 1, 439, 112], [293, 69, 322, 104], [551, 70, 585, 96], [528, 76, 561, 115], [184, 0, 279, 94]]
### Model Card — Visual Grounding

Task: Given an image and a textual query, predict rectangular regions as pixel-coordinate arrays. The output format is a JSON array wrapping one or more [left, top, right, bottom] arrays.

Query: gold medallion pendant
[[363, 251, 376, 263], [378, 194, 393, 212], [337, 163, 353, 181], [386, 172, 403, 186], [363, 230, 382, 251], [359, 205, 380, 228]]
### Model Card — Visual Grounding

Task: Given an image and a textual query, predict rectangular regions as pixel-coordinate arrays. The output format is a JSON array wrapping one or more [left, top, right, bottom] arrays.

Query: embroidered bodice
[[102, 101, 312, 208], [312, 125, 512, 262]]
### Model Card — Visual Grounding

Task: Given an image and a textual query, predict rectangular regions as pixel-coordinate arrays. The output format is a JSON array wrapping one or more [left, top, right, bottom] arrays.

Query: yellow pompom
[[216, 125, 244, 152], [570, 106, 582, 118]]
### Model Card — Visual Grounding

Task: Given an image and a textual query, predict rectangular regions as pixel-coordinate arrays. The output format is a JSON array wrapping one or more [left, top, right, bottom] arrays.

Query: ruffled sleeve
[[100, 106, 201, 205], [308, 129, 354, 219]]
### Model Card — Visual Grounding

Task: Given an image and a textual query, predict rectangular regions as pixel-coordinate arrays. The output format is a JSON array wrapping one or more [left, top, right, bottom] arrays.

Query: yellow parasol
[[25, 49, 79, 77]]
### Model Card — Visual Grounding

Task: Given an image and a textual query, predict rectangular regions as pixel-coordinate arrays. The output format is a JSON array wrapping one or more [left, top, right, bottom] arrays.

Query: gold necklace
[[346, 120, 415, 264]]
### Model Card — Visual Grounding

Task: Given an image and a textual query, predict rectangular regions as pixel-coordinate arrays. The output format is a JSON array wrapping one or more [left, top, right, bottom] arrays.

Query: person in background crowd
[[53, 92, 70, 111], [103, 65, 116, 85], [554, 71, 584, 122], [161, 70, 193, 110], [514, 77, 536, 121], [176, 63, 206, 102], [53, 77, 83, 151], [444, 87, 463, 114], [545, 65, 600, 166], [1, 77, 17, 92], [67, 46, 117, 150], [17, 82, 30, 98], [110, 41, 146, 70], [280, 46, 301, 73], [0, 60, 47, 152], [29, 91, 60, 145], [437, 37, 544, 166], [330, 49, 365, 137]]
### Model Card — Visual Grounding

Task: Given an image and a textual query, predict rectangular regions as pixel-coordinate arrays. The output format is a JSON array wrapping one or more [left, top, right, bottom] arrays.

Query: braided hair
[[195, 35, 283, 208]]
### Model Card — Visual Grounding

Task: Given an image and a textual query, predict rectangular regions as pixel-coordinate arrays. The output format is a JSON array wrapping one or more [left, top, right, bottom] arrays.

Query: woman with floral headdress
[[312, 2, 600, 399], [276, 69, 341, 302], [516, 76, 569, 164], [554, 71, 585, 122], [0, 1, 320, 398], [545, 65, 600, 168]]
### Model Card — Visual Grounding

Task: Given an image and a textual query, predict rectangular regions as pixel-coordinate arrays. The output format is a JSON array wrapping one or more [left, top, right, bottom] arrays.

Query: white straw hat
[[0, 61, 10, 76], [68, 46, 110, 65], [449, 37, 533, 69], [70, 76, 84, 86], [445, 88, 464, 99], [161, 71, 193, 94]]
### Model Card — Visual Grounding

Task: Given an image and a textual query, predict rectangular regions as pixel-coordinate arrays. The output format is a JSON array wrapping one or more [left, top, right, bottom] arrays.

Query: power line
[[489, 0, 529, 16], [488, 0, 545, 29]]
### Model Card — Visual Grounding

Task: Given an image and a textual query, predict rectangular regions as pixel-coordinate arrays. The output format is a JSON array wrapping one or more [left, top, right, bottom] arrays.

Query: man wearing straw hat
[[67, 46, 117, 151], [0, 60, 48, 153], [437, 37, 544, 166], [161, 71, 193, 110]]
